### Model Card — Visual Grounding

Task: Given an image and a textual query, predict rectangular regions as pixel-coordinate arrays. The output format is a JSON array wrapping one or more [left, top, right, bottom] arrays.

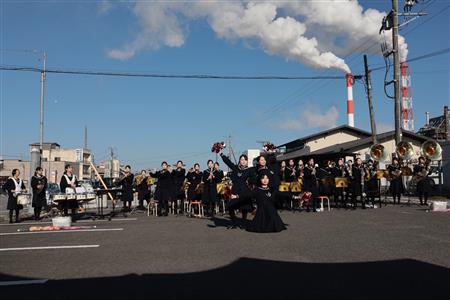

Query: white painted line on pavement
[[0, 245, 100, 251], [0, 217, 137, 226], [0, 228, 123, 236], [0, 279, 49, 286]]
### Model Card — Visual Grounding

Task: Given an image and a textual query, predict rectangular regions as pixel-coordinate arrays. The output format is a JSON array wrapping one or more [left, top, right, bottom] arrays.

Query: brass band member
[[2, 169, 26, 223], [285, 159, 297, 183], [136, 170, 150, 210], [350, 158, 365, 209], [388, 158, 403, 205], [151, 162, 173, 217], [186, 163, 202, 203], [414, 156, 431, 206], [172, 160, 186, 214], [332, 158, 347, 208], [303, 158, 318, 212], [202, 159, 222, 217], [117, 165, 134, 212], [220, 153, 255, 228], [364, 159, 379, 208], [31, 167, 48, 220], [297, 159, 305, 179], [60, 164, 79, 217]]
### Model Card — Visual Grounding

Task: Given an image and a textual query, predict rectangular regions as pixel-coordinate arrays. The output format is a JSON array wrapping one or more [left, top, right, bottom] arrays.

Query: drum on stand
[[279, 182, 290, 192]]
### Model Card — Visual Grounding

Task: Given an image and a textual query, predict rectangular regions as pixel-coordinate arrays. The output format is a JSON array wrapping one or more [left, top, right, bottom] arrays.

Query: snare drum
[[290, 181, 302, 192], [17, 193, 31, 205]]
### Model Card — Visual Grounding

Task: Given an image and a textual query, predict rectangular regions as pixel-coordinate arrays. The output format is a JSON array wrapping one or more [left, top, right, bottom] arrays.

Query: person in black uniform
[[255, 153, 279, 191], [364, 160, 379, 208], [31, 167, 48, 220], [388, 157, 403, 205], [136, 170, 149, 210], [284, 159, 299, 209], [303, 158, 319, 212], [202, 159, 222, 217], [117, 165, 134, 212], [172, 160, 186, 214], [350, 158, 365, 209], [186, 163, 202, 203], [233, 169, 286, 233], [2, 169, 26, 223], [414, 156, 431, 206], [220, 153, 256, 228], [60, 164, 79, 217], [151, 162, 173, 216], [332, 158, 347, 208]]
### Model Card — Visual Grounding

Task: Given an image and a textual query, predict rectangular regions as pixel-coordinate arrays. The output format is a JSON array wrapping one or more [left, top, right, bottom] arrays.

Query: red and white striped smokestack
[[346, 73, 354, 127]]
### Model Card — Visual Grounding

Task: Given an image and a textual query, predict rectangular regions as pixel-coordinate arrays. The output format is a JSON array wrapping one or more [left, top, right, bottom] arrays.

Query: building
[[277, 125, 371, 161], [0, 159, 31, 187], [276, 125, 438, 164], [417, 106, 450, 141], [29, 142, 92, 183]]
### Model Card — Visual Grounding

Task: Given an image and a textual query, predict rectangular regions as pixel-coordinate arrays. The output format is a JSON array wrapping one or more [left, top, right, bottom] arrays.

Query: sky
[[1, 0, 449, 170]]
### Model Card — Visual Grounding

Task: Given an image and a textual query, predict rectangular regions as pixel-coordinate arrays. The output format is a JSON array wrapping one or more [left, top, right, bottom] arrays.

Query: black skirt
[[247, 199, 286, 233]]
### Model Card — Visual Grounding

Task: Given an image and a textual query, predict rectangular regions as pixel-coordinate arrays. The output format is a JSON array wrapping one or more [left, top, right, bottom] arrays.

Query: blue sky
[[1, 0, 449, 170]]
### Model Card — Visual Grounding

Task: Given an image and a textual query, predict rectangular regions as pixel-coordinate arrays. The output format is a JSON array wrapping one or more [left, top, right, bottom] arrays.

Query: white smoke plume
[[274, 105, 339, 131], [106, 1, 408, 72]]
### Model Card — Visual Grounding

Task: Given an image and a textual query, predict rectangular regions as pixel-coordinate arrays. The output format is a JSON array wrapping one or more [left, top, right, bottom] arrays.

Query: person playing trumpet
[[172, 161, 186, 214], [151, 162, 173, 216], [186, 163, 202, 203], [202, 159, 222, 217], [117, 165, 134, 212], [364, 159, 379, 208]]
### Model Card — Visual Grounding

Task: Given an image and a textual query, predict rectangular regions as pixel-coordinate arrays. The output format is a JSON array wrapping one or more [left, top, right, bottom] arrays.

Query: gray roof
[[311, 130, 430, 156], [278, 125, 371, 148]]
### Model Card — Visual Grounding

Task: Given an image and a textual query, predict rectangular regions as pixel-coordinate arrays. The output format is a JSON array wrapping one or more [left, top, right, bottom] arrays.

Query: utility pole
[[392, 0, 402, 145], [364, 55, 377, 144], [381, 1, 426, 144], [39, 52, 47, 162]]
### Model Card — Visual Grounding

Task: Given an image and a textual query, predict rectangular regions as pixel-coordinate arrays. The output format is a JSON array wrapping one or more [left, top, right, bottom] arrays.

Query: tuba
[[421, 140, 442, 160], [369, 144, 387, 161], [396, 141, 414, 161]]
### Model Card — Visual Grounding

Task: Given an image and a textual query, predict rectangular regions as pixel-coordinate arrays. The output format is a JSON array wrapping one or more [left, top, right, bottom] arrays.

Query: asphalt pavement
[[0, 203, 449, 299]]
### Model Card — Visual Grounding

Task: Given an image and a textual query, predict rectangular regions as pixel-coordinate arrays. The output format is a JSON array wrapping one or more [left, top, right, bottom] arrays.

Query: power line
[[0, 65, 348, 80], [371, 47, 450, 72]]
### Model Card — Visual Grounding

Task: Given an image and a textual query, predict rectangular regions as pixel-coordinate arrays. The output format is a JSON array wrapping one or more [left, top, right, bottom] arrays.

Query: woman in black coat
[[151, 161, 174, 216], [172, 160, 186, 213], [2, 169, 26, 223], [31, 167, 48, 220], [186, 163, 202, 202]]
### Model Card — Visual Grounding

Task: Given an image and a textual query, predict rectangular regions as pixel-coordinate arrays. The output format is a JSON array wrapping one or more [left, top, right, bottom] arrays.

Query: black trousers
[[9, 209, 20, 222], [334, 188, 345, 208]]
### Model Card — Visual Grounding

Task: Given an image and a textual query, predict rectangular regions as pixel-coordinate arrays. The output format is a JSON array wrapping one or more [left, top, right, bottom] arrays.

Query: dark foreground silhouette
[[1, 258, 449, 299]]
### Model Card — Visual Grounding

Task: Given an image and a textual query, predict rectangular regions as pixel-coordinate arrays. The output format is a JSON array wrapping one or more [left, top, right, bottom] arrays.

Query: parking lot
[[0, 203, 449, 299]]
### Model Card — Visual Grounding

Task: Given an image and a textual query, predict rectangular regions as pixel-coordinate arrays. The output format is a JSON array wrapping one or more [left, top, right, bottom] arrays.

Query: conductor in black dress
[[31, 166, 48, 220], [2, 169, 26, 223], [220, 153, 255, 228], [233, 169, 286, 233]]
